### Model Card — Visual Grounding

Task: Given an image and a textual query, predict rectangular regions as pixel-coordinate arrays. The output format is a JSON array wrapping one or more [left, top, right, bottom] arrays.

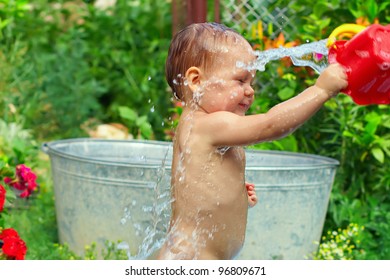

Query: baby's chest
[[217, 147, 246, 169]]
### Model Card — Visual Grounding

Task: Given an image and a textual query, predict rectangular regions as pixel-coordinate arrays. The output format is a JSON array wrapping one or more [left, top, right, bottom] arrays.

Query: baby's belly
[[206, 206, 248, 259], [172, 198, 248, 259]]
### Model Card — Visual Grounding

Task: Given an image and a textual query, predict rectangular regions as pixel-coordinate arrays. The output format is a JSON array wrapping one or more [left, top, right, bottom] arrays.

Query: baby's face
[[198, 38, 256, 116]]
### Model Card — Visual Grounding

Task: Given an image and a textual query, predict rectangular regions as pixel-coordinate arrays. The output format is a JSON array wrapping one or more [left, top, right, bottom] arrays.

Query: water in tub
[[118, 39, 331, 260]]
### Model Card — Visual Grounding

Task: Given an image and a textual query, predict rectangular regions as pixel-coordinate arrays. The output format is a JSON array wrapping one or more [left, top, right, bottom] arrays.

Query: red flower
[[0, 228, 20, 239], [0, 184, 6, 212], [4, 164, 38, 198], [0, 228, 27, 260]]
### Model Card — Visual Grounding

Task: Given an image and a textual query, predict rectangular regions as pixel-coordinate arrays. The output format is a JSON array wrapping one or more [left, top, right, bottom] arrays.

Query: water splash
[[119, 147, 172, 260], [239, 39, 329, 73]]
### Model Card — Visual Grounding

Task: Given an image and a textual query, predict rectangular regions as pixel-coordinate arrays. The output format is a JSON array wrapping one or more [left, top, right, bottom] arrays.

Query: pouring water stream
[[242, 39, 329, 73]]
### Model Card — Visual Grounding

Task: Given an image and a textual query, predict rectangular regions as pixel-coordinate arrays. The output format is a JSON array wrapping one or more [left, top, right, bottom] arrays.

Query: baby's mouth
[[239, 103, 249, 110]]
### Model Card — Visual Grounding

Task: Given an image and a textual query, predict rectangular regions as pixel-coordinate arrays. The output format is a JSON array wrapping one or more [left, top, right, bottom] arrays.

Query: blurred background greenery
[[0, 0, 389, 259]]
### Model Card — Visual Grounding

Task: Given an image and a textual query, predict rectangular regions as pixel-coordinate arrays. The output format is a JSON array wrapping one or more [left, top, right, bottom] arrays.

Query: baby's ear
[[185, 67, 202, 92]]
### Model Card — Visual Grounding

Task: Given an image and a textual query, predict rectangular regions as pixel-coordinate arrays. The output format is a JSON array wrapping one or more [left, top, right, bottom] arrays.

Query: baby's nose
[[244, 87, 254, 97]]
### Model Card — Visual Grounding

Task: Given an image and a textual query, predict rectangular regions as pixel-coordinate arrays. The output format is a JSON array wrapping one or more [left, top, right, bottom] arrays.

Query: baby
[[157, 22, 347, 260]]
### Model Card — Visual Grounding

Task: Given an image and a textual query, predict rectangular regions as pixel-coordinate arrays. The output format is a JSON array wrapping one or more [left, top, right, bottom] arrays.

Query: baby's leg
[[156, 230, 198, 260], [156, 227, 220, 260], [156, 244, 195, 260]]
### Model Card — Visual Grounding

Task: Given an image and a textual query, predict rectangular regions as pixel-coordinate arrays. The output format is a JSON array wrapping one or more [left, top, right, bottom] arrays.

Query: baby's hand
[[315, 63, 348, 97], [246, 182, 258, 208]]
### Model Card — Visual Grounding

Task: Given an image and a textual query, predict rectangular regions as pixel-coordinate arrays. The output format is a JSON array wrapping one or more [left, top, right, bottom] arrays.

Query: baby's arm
[[199, 63, 348, 147], [246, 182, 258, 207], [258, 63, 348, 140]]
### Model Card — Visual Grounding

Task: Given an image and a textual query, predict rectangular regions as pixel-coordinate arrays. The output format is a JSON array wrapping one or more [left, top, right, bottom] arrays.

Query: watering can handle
[[326, 24, 366, 48]]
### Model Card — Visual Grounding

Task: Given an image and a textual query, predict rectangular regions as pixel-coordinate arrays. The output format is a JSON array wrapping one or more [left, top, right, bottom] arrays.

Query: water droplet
[[148, 76, 152, 81], [150, 106, 155, 113]]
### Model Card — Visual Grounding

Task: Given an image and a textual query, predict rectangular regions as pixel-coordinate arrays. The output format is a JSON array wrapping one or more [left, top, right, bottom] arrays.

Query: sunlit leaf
[[118, 106, 137, 122], [277, 87, 294, 101], [371, 147, 385, 163]]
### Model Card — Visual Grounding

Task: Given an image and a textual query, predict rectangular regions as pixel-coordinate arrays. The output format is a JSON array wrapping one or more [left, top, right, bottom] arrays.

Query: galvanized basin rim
[[42, 138, 339, 170]]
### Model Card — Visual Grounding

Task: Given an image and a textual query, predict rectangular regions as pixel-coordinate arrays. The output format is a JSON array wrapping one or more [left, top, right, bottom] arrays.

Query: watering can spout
[[327, 23, 390, 105]]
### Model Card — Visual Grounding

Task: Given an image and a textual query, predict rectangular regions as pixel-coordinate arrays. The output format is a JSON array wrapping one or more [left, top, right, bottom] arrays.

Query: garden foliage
[[240, 0, 390, 259], [1, 0, 172, 140], [0, 0, 389, 259]]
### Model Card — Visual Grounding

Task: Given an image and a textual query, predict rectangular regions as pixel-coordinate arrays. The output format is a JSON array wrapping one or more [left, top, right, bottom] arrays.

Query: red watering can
[[327, 24, 390, 105]]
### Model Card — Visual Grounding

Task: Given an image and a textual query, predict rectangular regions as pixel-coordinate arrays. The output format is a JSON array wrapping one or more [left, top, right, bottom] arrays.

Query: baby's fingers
[[247, 190, 255, 196]]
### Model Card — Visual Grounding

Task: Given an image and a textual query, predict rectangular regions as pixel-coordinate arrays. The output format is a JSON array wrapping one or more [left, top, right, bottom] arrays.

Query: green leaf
[[366, 0, 378, 23], [135, 115, 148, 127], [267, 22, 273, 36], [347, 1, 363, 18], [4, 183, 17, 203], [139, 122, 153, 139], [364, 111, 381, 123], [313, 2, 329, 18], [342, 130, 354, 137], [0, 18, 11, 30], [282, 73, 296, 81], [118, 106, 137, 122], [371, 147, 385, 163], [277, 87, 294, 101], [379, 1, 390, 12], [276, 135, 298, 152], [318, 18, 331, 30]]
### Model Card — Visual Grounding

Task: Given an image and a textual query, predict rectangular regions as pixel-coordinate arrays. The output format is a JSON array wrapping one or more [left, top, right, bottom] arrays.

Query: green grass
[[3, 152, 60, 259], [4, 152, 130, 260]]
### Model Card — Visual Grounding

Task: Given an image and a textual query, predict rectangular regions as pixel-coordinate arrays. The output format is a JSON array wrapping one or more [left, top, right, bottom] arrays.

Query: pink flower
[[313, 52, 324, 62], [4, 164, 38, 198], [0, 184, 6, 212]]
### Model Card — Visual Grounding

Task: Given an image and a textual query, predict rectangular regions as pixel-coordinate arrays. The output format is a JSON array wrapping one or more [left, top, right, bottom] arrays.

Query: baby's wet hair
[[165, 22, 243, 100]]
